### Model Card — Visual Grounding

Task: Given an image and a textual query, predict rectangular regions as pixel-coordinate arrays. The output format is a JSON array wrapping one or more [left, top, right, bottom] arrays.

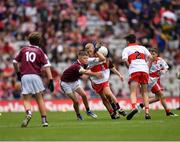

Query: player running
[[60, 50, 102, 120], [122, 34, 152, 120], [137, 47, 178, 116], [85, 43, 126, 119], [13, 32, 54, 127]]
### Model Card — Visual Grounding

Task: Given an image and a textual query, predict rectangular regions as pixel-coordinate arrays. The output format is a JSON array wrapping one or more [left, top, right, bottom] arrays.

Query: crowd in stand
[[0, 0, 179, 100]]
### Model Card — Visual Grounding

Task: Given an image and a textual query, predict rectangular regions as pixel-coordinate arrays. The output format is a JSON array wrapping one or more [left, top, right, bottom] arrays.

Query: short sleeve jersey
[[13, 45, 51, 75], [122, 43, 151, 75], [61, 61, 83, 82]]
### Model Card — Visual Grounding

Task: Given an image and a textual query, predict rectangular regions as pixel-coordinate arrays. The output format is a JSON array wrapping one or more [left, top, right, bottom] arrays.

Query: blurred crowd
[[0, 0, 179, 100]]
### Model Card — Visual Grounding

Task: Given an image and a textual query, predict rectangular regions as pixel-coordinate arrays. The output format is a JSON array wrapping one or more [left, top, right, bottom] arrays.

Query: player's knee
[[73, 100, 79, 106], [156, 91, 164, 98], [155, 96, 160, 101]]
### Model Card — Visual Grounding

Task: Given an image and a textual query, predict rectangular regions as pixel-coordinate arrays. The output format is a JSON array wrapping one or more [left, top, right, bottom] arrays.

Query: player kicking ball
[[60, 50, 102, 120], [13, 32, 54, 127], [137, 48, 178, 117]]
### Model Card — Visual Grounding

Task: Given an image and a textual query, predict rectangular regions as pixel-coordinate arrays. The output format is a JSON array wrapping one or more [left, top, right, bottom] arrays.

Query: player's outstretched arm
[[79, 67, 102, 78], [111, 67, 124, 81]]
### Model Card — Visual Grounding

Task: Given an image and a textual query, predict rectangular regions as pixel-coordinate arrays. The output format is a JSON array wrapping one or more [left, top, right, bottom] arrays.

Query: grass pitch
[[0, 110, 180, 141]]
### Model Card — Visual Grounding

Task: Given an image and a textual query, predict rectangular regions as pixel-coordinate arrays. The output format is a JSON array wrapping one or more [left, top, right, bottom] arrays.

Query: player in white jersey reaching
[[137, 48, 178, 116], [122, 34, 152, 120]]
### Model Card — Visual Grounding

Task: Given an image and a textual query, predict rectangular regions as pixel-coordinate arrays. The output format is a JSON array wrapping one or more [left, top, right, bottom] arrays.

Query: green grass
[[0, 110, 180, 141]]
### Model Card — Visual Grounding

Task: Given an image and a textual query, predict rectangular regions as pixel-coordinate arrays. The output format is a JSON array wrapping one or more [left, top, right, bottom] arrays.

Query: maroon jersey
[[13, 45, 50, 75], [61, 61, 83, 82]]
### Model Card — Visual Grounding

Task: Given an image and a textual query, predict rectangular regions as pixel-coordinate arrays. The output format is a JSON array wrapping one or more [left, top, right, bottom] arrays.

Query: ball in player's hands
[[98, 46, 108, 56]]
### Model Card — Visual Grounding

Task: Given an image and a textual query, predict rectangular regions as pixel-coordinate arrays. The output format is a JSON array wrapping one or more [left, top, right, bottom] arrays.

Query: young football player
[[138, 47, 178, 116], [122, 34, 152, 120], [60, 50, 102, 120], [85, 43, 126, 119], [13, 32, 54, 127]]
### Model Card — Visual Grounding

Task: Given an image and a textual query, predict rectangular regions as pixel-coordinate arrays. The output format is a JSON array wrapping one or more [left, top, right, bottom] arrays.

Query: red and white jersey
[[148, 57, 169, 88], [13, 45, 51, 76], [122, 43, 151, 75], [88, 58, 113, 84], [161, 10, 177, 25]]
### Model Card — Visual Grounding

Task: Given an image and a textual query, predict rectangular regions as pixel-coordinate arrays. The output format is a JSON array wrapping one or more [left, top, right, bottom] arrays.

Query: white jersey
[[87, 57, 111, 84], [149, 57, 169, 88], [122, 44, 151, 75]]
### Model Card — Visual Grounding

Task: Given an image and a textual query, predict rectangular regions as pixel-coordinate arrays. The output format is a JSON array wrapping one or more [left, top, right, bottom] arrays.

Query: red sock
[[166, 109, 170, 113], [108, 109, 114, 115], [132, 103, 136, 109], [145, 107, 149, 114]]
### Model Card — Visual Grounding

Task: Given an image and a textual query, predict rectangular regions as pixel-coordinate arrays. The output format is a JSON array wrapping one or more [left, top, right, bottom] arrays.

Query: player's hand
[[95, 72, 103, 79], [17, 72, 21, 81], [48, 79, 54, 92]]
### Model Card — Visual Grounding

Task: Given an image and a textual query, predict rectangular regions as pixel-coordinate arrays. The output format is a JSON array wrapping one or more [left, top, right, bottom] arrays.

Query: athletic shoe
[[77, 114, 84, 120], [126, 109, 138, 120], [111, 112, 120, 119], [118, 109, 127, 116], [86, 111, 98, 119], [166, 112, 179, 117], [21, 114, 32, 127], [42, 122, 48, 127], [145, 113, 151, 119]]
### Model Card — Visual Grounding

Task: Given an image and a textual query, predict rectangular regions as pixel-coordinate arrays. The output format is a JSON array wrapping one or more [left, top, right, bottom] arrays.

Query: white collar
[[28, 44, 40, 48]]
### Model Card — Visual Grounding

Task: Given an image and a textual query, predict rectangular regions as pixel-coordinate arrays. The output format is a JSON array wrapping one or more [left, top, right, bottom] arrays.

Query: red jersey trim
[[128, 52, 145, 64], [90, 63, 108, 72], [150, 72, 160, 77]]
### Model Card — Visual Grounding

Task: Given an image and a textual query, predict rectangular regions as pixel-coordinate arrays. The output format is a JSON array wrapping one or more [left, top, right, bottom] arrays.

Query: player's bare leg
[[155, 91, 177, 116], [21, 94, 32, 127], [68, 92, 83, 120], [127, 81, 139, 120], [130, 81, 139, 108], [103, 87, 127, 116], [149, 96, 159, 104], [75, 87, 97, 119], [138, 91, 178, 116], [141, 84, 151, 119], [99, 93, 119, 119], [35, 92, 48, 127]]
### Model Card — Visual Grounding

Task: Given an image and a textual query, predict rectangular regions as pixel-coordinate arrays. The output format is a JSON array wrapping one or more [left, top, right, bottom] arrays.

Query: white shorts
[[60, 80, 80, 94], [21, 74, 45, 95]]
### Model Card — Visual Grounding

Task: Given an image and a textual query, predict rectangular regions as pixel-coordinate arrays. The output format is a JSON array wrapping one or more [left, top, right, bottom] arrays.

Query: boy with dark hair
[[122, 34, 152, 120], [138, 48, 178, 116]]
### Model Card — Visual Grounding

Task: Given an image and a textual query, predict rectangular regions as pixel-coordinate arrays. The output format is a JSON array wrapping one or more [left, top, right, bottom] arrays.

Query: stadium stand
[[0, 0, 179, 100]]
